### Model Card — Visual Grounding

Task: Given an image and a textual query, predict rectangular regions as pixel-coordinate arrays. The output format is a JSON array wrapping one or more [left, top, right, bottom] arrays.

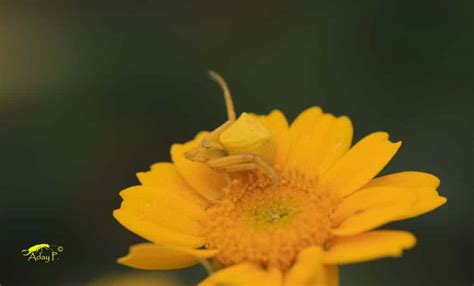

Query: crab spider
[[184, 71, 279, 191]]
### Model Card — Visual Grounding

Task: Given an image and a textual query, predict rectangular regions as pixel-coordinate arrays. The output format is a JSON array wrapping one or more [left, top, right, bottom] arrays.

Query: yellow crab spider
[[184, 71, 278, 191]]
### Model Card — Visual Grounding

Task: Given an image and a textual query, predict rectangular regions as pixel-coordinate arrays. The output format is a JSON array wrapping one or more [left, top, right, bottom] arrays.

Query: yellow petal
[[316, 116, 353, 175], [401, 189, 446, 219], [117, 243, 218, 270], [118, 185, 204, 232], [364, 171, 447, 219], [171, 131, 227, 201], [332, 190, 445, 236], [333, 186, 412, 224], [136, 162, 208, 208], [113, 185, 205, 248], [286, 107, 323, 170], [199, 263, 282, 286], [288, 111, 333, 171], [284, 246, 339, 286], [365, 171, 440, 189], [332, 172, 446, 236], [256, 110, 290, 166], [332, 193, 416, 236], [323, 230, 416, 264], [319, 132, 401, 198], [286, 107, 353, 178], [287, 107, 352, 177], [331, 186, 417, 236], [114, 210, 204, 248]]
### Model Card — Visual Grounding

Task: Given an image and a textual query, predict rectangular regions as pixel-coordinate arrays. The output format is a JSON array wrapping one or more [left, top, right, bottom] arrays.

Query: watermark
[[21, 243, 63, 263]]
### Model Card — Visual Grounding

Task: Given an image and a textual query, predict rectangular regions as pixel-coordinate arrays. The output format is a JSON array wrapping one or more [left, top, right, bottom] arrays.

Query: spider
[[184, 71, 278, 191]]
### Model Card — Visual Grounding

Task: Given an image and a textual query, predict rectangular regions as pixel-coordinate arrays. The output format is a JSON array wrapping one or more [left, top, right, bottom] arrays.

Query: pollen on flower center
[[202, 168, 338, 270], [249, 201, 296, 230]]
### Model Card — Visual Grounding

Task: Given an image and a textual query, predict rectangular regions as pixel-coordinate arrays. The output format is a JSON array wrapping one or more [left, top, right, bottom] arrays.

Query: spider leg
[[201, 70, 237, 145], [223, 173, 233, 193], [253, 156, 279, 191], [210, 160, 256, 193], [207, 154, 278, 191], [205, 120, 234, 142], [209, 70, 236, 121], [206, 154, 254, 167], [216, 163, 257, 172]]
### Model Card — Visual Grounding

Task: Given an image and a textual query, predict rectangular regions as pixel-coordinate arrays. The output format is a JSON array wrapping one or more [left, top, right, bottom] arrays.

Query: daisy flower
[[113, 71, 446, 285]]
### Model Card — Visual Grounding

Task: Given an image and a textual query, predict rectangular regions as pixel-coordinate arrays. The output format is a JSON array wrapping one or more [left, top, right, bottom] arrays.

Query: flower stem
[[200, 259, 215, 275]]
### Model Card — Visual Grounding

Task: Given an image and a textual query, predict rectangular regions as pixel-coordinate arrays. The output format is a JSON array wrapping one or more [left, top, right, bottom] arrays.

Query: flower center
[[202, 168, 338, 270]]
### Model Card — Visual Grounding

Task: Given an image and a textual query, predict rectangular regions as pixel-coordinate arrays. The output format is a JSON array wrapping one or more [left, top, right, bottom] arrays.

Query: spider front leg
[[206, 154, 278, 191]]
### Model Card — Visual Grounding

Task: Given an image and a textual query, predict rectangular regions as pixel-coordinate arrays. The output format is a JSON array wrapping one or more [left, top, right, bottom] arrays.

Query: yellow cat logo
[[21, 243, 63, 263]]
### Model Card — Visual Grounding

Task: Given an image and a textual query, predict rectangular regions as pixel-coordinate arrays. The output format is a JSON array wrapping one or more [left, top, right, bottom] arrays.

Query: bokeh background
[[0, 1, 471, 285]]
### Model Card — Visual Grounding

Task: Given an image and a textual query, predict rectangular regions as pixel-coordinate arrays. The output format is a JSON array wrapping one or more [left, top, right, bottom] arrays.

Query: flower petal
[[117, 243, 218, 270], [113, 185, 205, 247], [137, 162, 208, 208], [365, 171, 440, 189], [323, 230, 416, 264], [331, 186, 417, 236], [364, 171, 447, 219], [332, 172, 446, 236], [333, 186, 413, 224], [199, 263, 282, 286], [114, 210, 204, 248], [402, 190, 447, 219], [284, 246, 339, 286], [256, 109, 290, 166], [319, 132, 401, 198], [286, 107, 352, 177], [316, 116, 353, 175], [171, 131, 227, 201], [286, 107, 323, 169]]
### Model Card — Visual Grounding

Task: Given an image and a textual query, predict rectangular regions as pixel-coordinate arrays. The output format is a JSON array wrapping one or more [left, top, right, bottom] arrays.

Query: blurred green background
[[0, 1, 471, 285]]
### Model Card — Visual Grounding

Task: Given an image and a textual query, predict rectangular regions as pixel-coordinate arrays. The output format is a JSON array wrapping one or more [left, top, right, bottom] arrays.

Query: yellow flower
[[113, 72, 446, 286]]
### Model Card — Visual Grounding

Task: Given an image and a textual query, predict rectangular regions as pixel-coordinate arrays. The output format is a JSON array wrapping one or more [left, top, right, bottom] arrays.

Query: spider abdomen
[[220, 112, 276, 162]]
